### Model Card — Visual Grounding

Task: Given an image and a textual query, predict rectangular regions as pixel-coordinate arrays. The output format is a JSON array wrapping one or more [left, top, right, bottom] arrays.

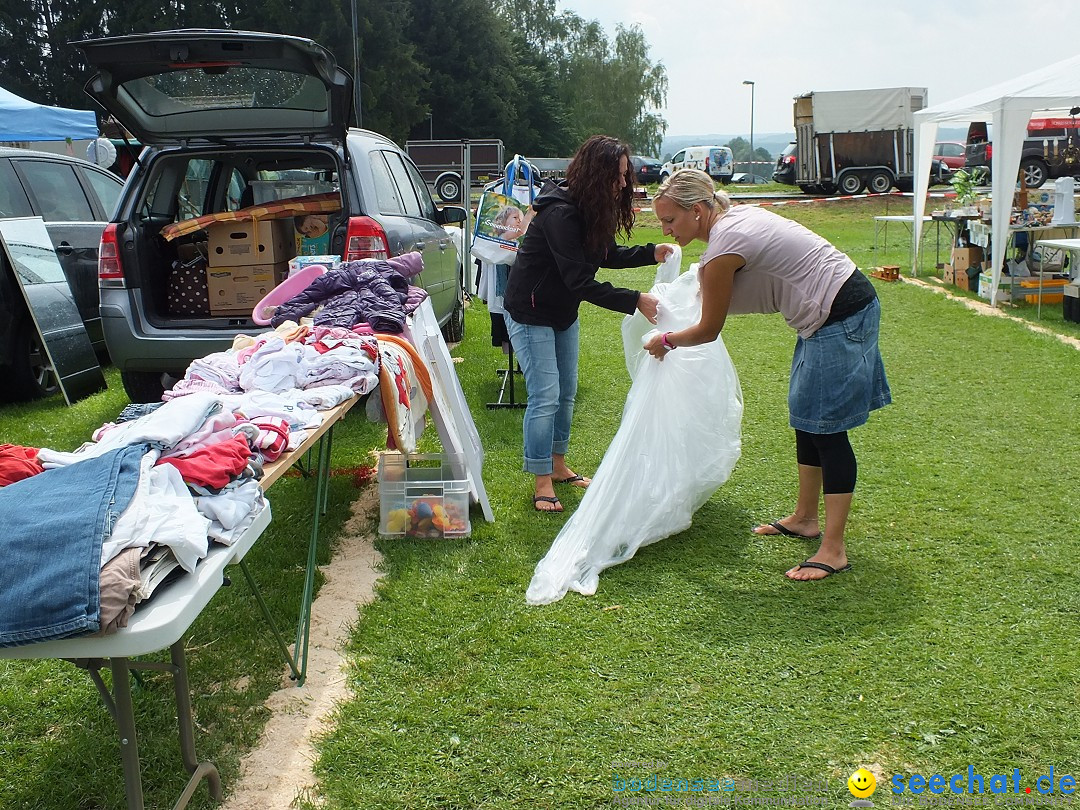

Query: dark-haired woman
[[503, 135, 674, 512]]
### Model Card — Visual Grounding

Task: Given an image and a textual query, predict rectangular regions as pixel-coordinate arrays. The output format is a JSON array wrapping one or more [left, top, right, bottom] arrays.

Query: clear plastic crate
[[378, 453, 471, 538], [250, 179, 336, 204]]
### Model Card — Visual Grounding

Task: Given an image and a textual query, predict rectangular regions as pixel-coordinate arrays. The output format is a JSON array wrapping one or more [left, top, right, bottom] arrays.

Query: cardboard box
[[978, 273, 1011, 302], [288, 254, 339, 277], [206, 261, 287, 314], [208, 219, 294, 267], [942, 264, 956, 285], [950, 246, 984, 273]]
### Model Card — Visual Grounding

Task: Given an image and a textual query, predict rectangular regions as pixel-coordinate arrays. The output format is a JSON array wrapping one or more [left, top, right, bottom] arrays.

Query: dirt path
[[221, 487, 382, 810], [901, 276, 1080, 350]]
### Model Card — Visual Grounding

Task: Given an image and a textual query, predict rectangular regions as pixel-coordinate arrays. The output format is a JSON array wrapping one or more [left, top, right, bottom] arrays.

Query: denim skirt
[[788, 298, 891, 434]]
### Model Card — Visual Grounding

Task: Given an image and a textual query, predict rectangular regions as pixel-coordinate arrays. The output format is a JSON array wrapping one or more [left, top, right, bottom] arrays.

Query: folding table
[[0, 394, 358, 809], [243, 394, 360, 686], [0, 504, 272, 810]]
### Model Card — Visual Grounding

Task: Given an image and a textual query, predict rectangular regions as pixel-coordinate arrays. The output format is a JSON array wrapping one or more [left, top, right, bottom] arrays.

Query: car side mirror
[[437, 205, 467, 225]]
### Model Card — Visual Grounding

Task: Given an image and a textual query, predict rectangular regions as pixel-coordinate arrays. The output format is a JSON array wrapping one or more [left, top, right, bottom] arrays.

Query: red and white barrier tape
[[634, 190, 955, 213]]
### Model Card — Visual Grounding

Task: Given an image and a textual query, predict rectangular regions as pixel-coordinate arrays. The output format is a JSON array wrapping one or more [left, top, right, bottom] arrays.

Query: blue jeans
[[503, 314, 580, 475]]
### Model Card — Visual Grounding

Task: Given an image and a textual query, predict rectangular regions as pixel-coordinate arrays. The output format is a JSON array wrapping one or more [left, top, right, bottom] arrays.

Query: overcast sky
[[557, 0, 1080, 136]]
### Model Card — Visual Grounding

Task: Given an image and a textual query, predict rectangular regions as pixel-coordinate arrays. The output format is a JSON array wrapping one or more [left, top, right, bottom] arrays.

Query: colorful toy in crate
[[385, 508, 411, 534], [400, 497, 469, 537]]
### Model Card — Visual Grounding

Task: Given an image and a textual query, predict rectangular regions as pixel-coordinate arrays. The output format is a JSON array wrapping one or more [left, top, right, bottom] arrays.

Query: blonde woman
[[645, 169, 891, 581]]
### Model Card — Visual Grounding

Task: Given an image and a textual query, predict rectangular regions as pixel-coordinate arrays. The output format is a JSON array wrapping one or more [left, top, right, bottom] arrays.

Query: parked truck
[[793, 87, 927, 195], [404, 139, 505, 202]]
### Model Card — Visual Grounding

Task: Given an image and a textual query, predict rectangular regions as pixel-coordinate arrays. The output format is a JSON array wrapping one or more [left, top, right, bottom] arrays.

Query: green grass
[[2, 197, 1079, 809]]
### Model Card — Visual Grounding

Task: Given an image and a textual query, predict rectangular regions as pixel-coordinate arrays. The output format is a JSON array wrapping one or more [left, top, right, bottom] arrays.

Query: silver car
[[75, 30, 467, 402], [0, 147, 123, 401]]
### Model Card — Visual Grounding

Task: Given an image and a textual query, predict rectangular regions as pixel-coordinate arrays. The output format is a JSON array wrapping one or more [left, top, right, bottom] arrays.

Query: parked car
[[934, 140, 966, 171], [964, 117, 1080, 188], [772, 142, 797, 185], [75, 29, 468, 402], [0, 147, 123, 401], [631, 155, 663, 184], [660, 145, 735, 184], [729, 172, 769, 185]]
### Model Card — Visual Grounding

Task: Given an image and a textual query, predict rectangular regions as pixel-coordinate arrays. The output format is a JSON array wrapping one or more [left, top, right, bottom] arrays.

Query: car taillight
[[784, 155, 796, 165], [985, 144, 993, 161], [344, 216, 390, 261], [98, 223, 124, 282]]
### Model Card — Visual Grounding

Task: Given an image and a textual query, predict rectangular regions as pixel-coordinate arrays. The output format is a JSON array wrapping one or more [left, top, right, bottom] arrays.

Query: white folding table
[[0, 504, 272, 810]]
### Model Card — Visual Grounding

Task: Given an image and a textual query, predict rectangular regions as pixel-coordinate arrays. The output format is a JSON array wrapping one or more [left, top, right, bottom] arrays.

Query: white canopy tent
[[912, 54, 1080, 306]]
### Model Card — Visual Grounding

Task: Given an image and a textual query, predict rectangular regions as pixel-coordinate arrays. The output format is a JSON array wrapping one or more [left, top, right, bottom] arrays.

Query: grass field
[[1, 195, 1078, 809]]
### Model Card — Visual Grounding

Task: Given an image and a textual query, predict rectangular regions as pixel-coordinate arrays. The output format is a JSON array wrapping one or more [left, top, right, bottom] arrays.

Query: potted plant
[[950, 168, 981, 213]]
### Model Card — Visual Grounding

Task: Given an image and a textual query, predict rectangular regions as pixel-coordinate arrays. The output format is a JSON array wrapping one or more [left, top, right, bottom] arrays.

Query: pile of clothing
[[269, 255, 427, 333]]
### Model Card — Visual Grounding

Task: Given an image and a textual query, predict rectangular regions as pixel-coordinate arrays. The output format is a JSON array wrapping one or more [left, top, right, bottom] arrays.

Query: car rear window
[[369, 151, 406, 216], [121, 68, 328, 116]]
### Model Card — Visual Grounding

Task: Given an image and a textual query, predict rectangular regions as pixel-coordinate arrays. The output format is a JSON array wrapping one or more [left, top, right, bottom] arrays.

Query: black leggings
[[794, 429, 856, 494]]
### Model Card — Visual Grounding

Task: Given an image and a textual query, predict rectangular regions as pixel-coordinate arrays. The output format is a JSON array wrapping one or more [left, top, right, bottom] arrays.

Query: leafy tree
[[493, 0, 667, 156], [726, 136, 772, 164], [0, 0, 46, 103]]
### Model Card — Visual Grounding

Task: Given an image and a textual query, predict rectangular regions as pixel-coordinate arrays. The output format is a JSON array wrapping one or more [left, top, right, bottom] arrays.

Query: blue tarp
[[0, 86, 98, 142]]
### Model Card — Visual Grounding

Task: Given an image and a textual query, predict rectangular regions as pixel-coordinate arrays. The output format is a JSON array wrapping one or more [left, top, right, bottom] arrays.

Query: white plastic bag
[[526, 265, 743, 605], [621, 246, 682, 378]]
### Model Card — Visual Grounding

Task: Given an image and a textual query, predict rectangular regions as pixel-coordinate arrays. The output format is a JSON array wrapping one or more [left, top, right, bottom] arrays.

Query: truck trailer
[[404, 139, 505, 202], [793, 87, 927, 195]]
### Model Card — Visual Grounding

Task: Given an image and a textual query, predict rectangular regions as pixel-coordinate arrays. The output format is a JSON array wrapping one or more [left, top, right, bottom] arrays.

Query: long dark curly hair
[[565, 135, 636, 256]]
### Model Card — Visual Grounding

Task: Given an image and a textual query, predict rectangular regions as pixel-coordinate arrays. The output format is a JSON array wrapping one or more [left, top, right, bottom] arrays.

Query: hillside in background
[[659, 126, 971, 162]]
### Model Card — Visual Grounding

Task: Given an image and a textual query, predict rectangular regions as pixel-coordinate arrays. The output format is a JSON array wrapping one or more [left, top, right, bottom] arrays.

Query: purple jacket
[[271, 257, 419, 332]]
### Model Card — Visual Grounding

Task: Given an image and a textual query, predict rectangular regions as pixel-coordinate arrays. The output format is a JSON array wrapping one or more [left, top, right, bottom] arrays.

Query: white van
[[660, 145, 735, 184]]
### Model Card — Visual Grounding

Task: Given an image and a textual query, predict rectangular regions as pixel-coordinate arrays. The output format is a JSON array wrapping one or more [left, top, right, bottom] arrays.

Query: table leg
[[110, 657, 145, 810], [294, 425, 334, 686], [170, 641, 222, 805]]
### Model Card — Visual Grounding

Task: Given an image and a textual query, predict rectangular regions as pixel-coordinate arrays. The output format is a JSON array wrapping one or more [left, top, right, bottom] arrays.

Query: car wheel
[[895, 178, 915, 193], [798, 184, 819, 195], [121, 370, 168, 403], [1019, 158, 1049, 189], [440, 265, 466, 344], [434, 172, 464, 203], [867, 171, 893, 194], [1, 314, 59, 402], [838, 172, 866, 195]]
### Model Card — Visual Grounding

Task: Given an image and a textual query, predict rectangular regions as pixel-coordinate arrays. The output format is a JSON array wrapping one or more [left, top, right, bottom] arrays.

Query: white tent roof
[[912, 54, 1080, 305]]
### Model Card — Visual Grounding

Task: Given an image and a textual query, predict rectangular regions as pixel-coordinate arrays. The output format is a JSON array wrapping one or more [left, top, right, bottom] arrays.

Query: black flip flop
[[788, 560, 851, 579], [533, 495, 563, 513], [555, 474, 589, 488], [756, 520, 822, 540]]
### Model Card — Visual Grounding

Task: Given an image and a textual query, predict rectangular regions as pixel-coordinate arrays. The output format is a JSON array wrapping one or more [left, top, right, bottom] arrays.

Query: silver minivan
[[75, 30, 467, 402]]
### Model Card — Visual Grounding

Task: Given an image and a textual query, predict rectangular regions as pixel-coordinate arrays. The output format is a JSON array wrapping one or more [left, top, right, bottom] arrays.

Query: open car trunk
[[124, 145, 346, 330]]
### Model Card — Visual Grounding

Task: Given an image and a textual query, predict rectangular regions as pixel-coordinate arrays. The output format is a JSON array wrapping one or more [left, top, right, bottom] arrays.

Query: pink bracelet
[[661, 332, 675, 350]]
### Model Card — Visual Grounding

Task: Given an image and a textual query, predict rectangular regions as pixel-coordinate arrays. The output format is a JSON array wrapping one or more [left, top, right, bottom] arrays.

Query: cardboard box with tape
[[208, 220, 294, 267]]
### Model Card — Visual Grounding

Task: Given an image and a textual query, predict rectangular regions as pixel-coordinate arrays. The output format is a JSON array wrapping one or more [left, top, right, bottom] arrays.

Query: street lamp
[[742, 80, 755, 178]]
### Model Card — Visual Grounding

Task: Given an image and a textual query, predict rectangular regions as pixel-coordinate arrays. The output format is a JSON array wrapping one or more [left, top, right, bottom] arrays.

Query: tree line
[[0, 0, 668, 157]]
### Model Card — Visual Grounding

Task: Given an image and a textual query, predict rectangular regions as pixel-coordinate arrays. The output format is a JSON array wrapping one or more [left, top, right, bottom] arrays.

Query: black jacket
[[502, 182, 656, 330]]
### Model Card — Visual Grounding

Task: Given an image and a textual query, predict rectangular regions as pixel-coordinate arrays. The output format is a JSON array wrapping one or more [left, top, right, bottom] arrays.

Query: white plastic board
[[405, 299, 493, 522]]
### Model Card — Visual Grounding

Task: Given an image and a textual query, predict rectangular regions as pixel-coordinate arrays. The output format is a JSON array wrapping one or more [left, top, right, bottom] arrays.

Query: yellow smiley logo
[[848, 768, 877, 798]]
